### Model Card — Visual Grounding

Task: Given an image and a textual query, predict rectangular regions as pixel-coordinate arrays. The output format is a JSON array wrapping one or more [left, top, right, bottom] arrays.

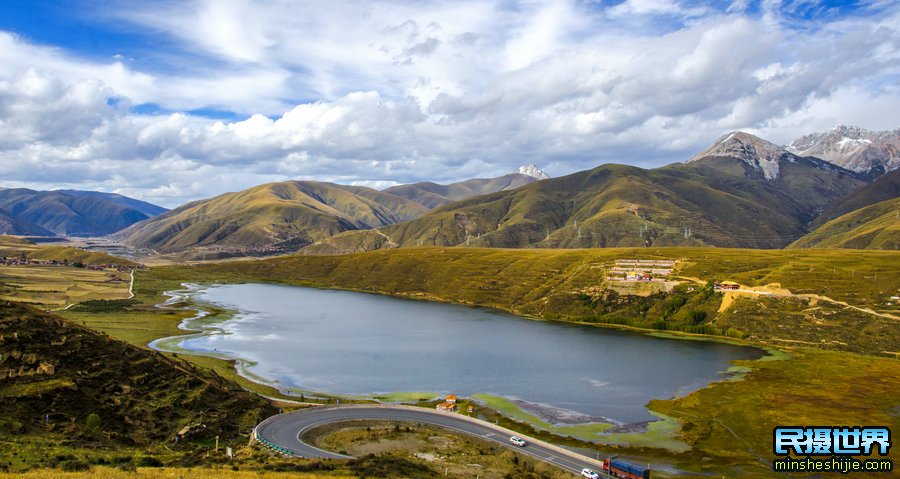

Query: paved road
[[254, 405, 606, 475]]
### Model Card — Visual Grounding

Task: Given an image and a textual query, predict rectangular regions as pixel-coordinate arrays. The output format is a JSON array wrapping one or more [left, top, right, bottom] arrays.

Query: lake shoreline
[[148, 281, 771, 446]]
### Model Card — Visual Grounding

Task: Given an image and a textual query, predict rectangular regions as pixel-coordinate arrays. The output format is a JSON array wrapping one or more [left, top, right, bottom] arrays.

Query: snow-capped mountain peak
[[688, 131, 793, 180], [516, 164, 550, 180], [785, 126, 899, 178]]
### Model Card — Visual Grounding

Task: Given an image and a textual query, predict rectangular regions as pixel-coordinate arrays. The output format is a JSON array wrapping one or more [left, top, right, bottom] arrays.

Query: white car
[[581, 468, 600, 479], [509, 436, 526, 447]]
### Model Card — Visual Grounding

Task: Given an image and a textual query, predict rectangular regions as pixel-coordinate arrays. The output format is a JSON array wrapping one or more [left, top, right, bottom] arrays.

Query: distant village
[[0, 256, 138, 272]]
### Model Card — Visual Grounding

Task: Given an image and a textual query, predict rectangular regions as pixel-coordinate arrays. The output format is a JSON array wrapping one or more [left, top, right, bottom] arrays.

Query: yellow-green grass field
[[0, 265, 130, 308], [3, 244, 899, 477], [309, 421, 571, 479], [133, 246, 900, 356], [161, 246, 899, 311]]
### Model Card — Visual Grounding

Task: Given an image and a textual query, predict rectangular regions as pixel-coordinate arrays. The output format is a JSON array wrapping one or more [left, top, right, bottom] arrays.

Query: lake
[[152, 283, 764, 424]]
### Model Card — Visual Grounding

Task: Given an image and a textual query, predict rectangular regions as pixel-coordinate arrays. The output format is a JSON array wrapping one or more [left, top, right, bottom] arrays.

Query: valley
[[2, 2, 899, 476], [1, 238, 892, 477], [0, 127, 897, 479]]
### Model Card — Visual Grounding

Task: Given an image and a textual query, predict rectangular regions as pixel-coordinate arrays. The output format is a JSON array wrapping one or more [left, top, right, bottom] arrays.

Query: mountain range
[[306, 132, 870, 253], [116, 168, 550, 255], [786, 125, 899, 180], [125, 128, 900, 254], [5, 126, 898, 252], [0, 189, 167, 237]]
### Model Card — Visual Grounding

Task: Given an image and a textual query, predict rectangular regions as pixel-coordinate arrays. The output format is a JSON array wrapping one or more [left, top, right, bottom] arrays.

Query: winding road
[[254, 405, 607, 475]]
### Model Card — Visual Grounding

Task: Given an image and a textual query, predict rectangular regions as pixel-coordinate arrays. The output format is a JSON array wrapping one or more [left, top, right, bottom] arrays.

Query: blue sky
[[0, 0, 897, 207]]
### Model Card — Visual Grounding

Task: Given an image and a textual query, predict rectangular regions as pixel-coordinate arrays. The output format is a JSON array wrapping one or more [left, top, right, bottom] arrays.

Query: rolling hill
[[117, 180, 429, 254], [304, 132, 866, 253], [812, 168, 900, 226], [0, 301, 275, 445], [789, 197, 899, 250], [384, 171, 543, 208], [0, 189, 167, 237]]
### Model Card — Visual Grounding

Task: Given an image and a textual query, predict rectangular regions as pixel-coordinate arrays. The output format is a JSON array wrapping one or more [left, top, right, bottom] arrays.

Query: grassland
[[117, 246, 900, 477], [138, 246, 900, 355], [308, 421, 570, 479], [3, 243, 900, 477], [789, 197, 900, 249], [0, 265, 130, 308], [0, 236, 136, 308], [650, 347, 900, 477]]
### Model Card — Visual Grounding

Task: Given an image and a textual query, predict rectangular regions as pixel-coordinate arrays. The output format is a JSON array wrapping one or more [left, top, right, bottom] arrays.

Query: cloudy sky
[[0, 0, 897, 207]]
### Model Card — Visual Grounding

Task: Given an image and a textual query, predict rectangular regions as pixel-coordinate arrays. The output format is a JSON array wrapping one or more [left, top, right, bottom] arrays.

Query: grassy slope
[[165, 246, 897, 312], [0, 302, 276, 469], [306, 157, 864, 253], [650, 347, 900, 477], [812, 167, 900, 226], [789, 197, 900, 250], [137, 247, 900, 477], [117, 181, 427, 253], [30, 246, 900, 477]]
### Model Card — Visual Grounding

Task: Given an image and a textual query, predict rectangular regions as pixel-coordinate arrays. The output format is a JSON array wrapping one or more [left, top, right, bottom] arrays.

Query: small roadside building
[[715, 281, 740, 290], [436, 401, 456, 412]]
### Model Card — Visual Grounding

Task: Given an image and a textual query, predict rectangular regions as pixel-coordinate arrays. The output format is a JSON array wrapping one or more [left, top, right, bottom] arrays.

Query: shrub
[[60, 460, 90, 472], [726, 328, 747, 339], [70, 299, 138, 312], [135, 456, 164, 467], [689, 310, 708, 324], [85, 413, 102, 433]]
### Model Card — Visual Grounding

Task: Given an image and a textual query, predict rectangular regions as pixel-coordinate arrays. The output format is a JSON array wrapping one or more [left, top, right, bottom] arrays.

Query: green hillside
[[790, 197, 900, 249], [0, 189, 166, 237], [151, 246, 900, 355], [0, 301, 275, 467], [384, 173, 539, 208], [306, 155, 864, 253], [117, 181, 428, 254], [813, 168, 900, 226]]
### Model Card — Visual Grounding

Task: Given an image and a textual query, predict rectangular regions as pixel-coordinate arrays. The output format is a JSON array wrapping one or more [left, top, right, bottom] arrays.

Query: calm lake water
[[154, 283, 764, 424]]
